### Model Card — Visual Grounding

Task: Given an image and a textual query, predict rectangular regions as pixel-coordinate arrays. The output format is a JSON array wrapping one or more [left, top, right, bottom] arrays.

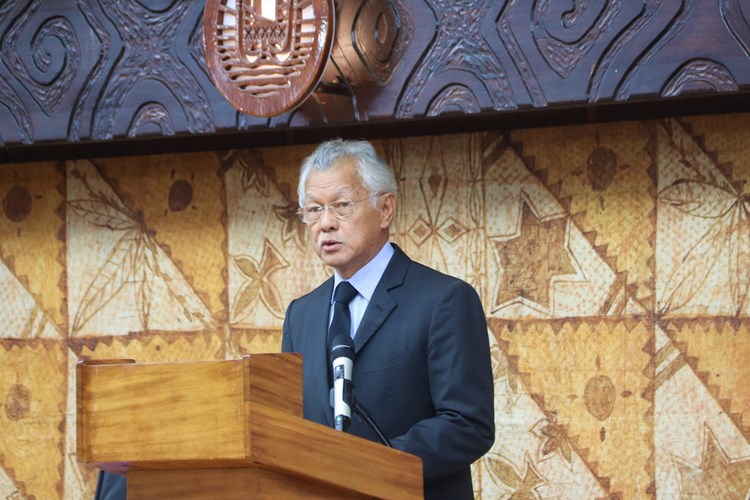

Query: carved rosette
[[204, 0, 334, 117]]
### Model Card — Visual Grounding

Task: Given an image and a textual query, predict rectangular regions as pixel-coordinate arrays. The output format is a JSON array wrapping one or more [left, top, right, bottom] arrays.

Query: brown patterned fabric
[[1, 113, 749, 498]]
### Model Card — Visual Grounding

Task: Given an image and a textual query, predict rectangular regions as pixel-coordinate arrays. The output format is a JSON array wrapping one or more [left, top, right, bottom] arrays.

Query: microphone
[[330, 334, 355, 432]]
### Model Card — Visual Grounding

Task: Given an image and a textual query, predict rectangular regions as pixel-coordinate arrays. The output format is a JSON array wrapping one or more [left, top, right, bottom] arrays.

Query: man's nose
[[318, 205, 339, 229]]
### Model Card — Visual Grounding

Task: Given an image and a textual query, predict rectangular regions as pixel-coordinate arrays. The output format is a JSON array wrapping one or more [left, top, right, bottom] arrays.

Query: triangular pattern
[[482, 134, 641, 319], [475, 332, 611, 498], [656, 118, 750, 317], [490, 318, 654, 498], [652, 324, 750, 495], [0, 256, 60, 339], [666, 318, 750, 441], [0, 463, 24, 498], [66, 159, 215, 336]]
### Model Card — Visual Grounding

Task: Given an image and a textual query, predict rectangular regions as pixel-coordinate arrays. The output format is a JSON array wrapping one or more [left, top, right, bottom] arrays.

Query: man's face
[[303, 158, 395, 279]]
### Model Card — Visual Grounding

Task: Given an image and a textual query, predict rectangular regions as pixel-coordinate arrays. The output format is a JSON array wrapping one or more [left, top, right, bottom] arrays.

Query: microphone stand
[[330, 388, 391, 447], [353, 398, 392, 448]]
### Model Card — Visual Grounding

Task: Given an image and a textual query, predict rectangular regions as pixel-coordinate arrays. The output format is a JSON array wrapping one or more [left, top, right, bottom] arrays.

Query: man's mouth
[[320, 240, 341, 251]]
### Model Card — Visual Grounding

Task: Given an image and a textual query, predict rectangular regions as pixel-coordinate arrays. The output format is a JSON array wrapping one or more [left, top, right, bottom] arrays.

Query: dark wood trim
[[4, 91, 749, 164]]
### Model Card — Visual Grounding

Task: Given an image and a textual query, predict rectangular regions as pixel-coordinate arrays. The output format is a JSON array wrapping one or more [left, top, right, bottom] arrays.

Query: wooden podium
[[76, 354, 422, 499]]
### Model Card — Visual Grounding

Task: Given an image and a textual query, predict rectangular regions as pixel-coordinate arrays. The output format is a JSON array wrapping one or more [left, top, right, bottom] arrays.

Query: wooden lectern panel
[[245, 403, 423, 498], [79, 359, 246, 462], [128, 468, 360, 500], [77, 354, 302, 464], [77, 354, 422, 499]]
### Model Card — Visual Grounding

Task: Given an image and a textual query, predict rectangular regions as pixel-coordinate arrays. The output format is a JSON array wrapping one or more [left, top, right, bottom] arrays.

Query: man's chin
[[317, 252, 343, 267], [322, 256, 355, 277]]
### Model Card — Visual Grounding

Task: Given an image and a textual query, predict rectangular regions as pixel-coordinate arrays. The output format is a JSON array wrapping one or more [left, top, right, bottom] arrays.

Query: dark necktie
[[329, 281, 358, 342], [328, 282, 358, 387]]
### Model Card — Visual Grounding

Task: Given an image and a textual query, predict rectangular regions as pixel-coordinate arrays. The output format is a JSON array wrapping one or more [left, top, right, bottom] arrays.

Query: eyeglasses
[[297, 194, 381, 224]]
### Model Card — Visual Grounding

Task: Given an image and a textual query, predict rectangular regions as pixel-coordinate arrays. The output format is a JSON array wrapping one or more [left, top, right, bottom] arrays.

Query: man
[[282, 138, 495, 499]]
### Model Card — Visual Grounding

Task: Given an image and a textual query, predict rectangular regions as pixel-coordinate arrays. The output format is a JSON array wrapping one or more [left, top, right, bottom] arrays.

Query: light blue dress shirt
[[330, 241, 394, 337]]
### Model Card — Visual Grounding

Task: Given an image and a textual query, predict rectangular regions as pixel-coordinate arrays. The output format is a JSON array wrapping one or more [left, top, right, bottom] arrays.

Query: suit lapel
[[353, 245, 410, 352]]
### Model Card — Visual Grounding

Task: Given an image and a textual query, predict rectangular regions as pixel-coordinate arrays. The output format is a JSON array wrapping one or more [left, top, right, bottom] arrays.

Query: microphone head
[[330, 334, 355, 361]]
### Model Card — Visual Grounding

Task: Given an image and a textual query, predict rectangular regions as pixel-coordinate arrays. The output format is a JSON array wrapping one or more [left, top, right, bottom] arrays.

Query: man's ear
[[379, 192, 396, 228]]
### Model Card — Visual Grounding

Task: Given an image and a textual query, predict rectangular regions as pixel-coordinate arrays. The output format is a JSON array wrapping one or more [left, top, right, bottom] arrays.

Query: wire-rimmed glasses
[[296, 193, 381, 224]]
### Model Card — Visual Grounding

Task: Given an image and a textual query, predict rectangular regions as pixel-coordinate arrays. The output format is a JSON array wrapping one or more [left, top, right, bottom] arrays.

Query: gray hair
[[297, 139, 398, 206]]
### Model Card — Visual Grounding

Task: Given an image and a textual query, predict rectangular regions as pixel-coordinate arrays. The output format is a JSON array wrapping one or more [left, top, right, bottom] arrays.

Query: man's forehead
[[306, 185, 356, 198], [305, 164, 363, 195]]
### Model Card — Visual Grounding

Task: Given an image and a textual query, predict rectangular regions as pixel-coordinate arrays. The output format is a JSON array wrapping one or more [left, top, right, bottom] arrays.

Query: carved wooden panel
[[0, 0, 749, 160]]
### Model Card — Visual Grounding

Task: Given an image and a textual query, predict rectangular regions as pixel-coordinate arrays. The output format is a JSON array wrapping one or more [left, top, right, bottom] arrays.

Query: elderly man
[[282, 138, 495, 499]]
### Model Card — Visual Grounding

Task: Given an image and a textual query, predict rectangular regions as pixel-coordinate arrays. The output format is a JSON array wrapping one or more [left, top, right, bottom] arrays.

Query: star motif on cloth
[[674, 425, 750, 499], [531, 417, 573, 465], [492, 203, 575, 309], [484, 451, 545, 499], [231, 238, 289, 320]]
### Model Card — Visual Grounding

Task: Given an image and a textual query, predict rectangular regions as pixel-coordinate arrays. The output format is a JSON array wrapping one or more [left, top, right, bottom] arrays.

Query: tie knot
[[334, 281, 358, 304]]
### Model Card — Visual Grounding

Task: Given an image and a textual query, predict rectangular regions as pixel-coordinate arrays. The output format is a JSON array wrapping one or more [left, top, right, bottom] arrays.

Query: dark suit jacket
[[94, 471, 126, 500], [282, 244, 495, 499]]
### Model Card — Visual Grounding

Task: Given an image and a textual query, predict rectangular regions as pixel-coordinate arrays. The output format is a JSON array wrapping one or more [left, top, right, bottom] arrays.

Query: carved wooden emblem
[[204, 0, 334, 117]]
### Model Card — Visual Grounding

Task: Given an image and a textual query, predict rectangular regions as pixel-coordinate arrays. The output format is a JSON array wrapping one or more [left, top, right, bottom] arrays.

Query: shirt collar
[[332, 241, 394, 303]]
